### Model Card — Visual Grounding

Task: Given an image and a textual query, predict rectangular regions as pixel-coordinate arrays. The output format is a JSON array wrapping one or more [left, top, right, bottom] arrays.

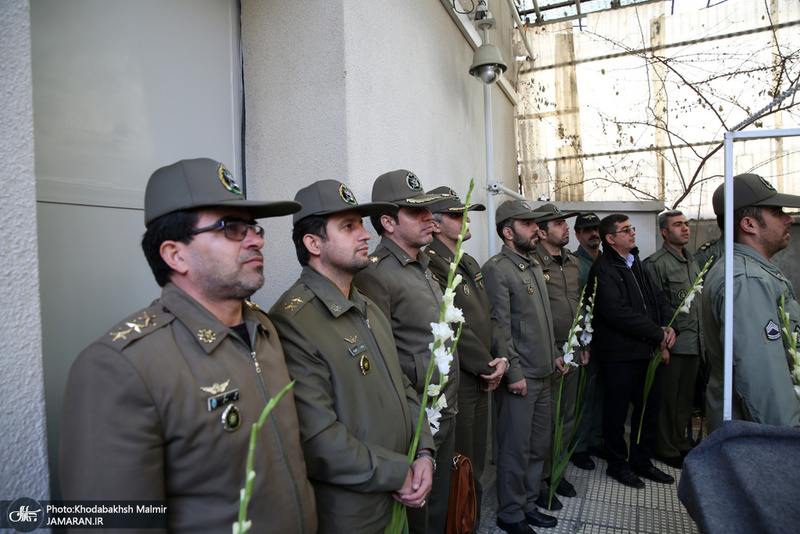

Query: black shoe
[[525, 509, 558, 528], [607, 468, 645, 489], [496, 518, 534, 534], [587, 445, 608, 459], [635, 465, 675, 484], [570, 452, 595, 470], [555, 477, 577, 498], [534, 491, 562, 510], [655, 454, 684, 469]]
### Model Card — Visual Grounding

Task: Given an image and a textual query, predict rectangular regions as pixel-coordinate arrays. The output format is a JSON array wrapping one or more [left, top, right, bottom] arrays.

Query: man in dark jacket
[[588, 213, 676, 488]]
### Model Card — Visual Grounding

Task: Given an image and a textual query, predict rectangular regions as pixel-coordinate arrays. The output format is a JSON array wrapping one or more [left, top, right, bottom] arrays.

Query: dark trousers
[[408, 415, 455, 534], [600, 359, 661, 473]]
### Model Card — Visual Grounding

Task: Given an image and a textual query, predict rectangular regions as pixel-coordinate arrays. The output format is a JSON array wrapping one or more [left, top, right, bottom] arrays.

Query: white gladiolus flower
[[432, 344, 452, 376], [580, 329, 592, 346], [430, 322, 454, 344], [425, 406, 442, 435], [443, 287, 456, 309], [444, 305, 465, 324], [427, 383, 442, 397]]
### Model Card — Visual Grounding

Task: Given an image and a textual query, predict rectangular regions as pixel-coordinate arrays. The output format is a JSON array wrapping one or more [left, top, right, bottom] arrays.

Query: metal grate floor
[[477, 456, 699, 534]]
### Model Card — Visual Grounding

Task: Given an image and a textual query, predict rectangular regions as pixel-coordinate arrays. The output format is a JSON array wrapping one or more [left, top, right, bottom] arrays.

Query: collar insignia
[[198, 329, 217, 343]]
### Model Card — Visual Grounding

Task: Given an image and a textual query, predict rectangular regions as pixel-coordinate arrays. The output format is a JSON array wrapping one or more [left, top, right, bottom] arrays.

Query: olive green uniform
[[694, 237, 724, 271], [533, 246, 583, 481], [575, 245, 600, 288], [354, 236, 458, 534], [482, 245, 555, 524], [644, 243, 703, 457], [270, 267, 434, 534], [702, 243, 800, 431], [426, 236, 509, 521], [60, 283, 317, 534]]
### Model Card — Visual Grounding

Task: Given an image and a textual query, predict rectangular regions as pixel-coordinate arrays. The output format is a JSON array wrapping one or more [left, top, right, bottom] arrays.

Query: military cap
[[293, 180, 397, 224], [427, 186, 486, 213], [371, 170, 449, 207], [574, 212, 600, 230], [144, 158, 300, 227], [712, 173, 800, 216], [495, 199, 550, 224], [532, 203, 579, 223]]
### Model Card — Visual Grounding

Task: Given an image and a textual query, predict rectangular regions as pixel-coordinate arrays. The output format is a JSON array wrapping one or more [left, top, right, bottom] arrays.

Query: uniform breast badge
[[221, 404, 241, 432], [360, 354, 372, 375]]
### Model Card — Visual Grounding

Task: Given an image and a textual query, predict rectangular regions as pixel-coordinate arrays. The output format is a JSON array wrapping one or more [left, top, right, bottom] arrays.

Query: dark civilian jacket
[[588, 245, 673, 361]]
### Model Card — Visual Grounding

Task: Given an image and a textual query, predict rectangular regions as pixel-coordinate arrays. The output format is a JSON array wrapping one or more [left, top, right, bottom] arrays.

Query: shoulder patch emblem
[[765, 320, 781, 341], [109, 311, 157, 342]]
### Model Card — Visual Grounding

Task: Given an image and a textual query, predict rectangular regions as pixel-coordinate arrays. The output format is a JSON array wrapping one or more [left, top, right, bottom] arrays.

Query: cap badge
[[201, 380, 231, 395], [406, 172, 422, 191], [585, 214, 597, 220], [339, 184, 358, 205], [759, 176, 776, 191], [217, 164, 243, 196], [520, 201, 531, 210], [221, 404, 242, 432]]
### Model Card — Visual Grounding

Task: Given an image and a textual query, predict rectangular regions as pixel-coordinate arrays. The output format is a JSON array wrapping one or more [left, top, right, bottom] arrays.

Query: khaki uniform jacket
[[426, 237, 514, 381], [59, 283, 316, 534], [270, 267, 434, 534], [702, 243, 800, 431], [694, 236, 724, 272], [533, 246, 583, 347], [575, 246, 600, 288], [482, 245, 556, 378], [644, 243, 704, 356], [354, 237, 459, 419]]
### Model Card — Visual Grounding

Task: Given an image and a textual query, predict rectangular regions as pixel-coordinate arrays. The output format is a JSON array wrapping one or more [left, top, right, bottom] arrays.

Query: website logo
[[7, 498, 44, 532]]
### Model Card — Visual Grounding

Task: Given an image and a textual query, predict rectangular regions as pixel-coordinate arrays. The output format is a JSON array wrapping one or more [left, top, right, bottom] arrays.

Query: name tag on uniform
[[207, 389, 240, 412], [348, 343, 367, 357]]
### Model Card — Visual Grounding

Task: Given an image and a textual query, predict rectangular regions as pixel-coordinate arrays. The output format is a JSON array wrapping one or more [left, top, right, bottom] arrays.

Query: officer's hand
[[507, 378, 527, 396], [394, 456, 433, 507], [481, 358, 506, 390], [661, 348, 670, 364], [554, 356, 569, 375], [580, 350, 590, 365], [664, 327, 676, 349]]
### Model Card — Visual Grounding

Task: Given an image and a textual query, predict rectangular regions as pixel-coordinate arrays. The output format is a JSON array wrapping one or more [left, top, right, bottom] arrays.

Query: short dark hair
[[370, 210, 398, 236], [731, 205, 766, 241], [658, 210, 684, 241], [536, 219, 550, 233], [141, 211, 199, 287], [599, 213, 629, 247], [496, 217, 514, 239], [292, 214, 329, 266]]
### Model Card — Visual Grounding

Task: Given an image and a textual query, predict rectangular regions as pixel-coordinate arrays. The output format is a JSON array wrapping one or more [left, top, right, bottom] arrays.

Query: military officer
[[482, 199, 558, 534], [570, 212, 606, 471], [426, 186, 509, 527], [532, 203, 582, 508], [270, 180, 434, 533], [353, 170, 454, 534], [702, 173, 800, 431], [59, 158, 317, 533], [694, 232, 724, 271], [644, 210, 704, 468]]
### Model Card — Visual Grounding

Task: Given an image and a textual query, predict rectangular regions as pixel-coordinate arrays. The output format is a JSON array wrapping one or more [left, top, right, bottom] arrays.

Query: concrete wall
[[0, 0, 50, 499], [241, 0, 518, 309]]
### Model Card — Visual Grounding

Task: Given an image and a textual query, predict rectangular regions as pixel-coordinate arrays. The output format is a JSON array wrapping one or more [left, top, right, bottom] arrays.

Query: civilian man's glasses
[[190, 220, 265, 241], [612, 226, 635, 235]]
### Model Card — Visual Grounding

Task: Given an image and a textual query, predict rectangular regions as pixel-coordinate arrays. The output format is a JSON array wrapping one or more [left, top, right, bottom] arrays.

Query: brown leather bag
[[446, 453, 477, 534]]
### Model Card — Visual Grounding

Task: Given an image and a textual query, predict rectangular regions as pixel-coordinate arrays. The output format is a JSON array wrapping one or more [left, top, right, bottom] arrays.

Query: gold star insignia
[[109, 312, 156, 342]]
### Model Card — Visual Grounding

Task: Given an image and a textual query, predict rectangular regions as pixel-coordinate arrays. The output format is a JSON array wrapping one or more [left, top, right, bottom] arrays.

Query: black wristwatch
[[414, 451, 436, 473]]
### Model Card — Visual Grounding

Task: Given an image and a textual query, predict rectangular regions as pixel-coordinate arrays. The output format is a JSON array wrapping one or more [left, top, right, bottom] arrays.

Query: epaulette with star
[[699, 240, 713, 251], [100, 305, 173, 350], [276, 286, 314, 316], [367, 246, 392, 264]]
